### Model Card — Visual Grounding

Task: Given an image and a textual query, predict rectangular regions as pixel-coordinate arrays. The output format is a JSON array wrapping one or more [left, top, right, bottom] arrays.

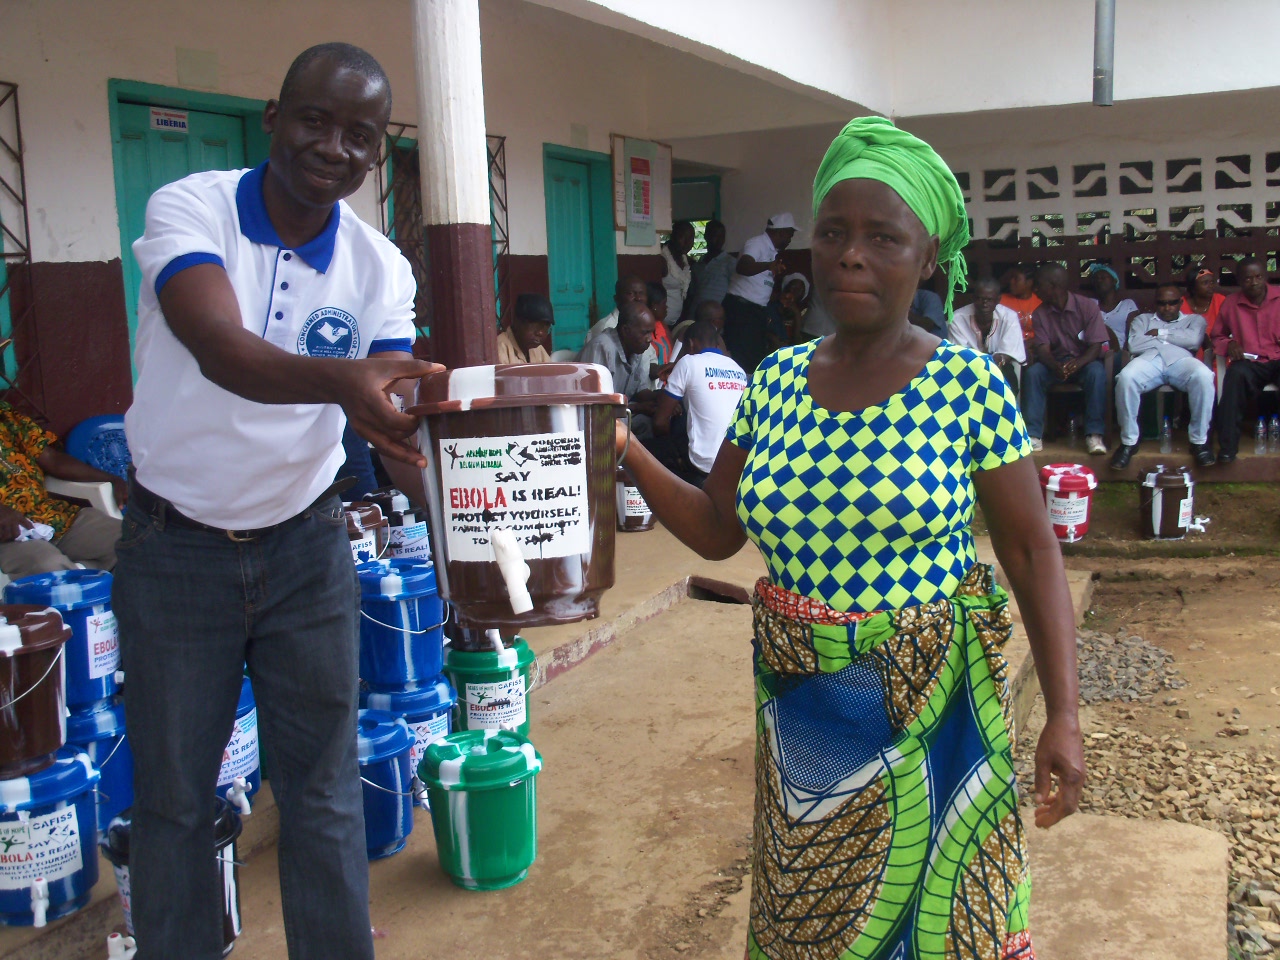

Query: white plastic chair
[[1216, 355, 1279, 402], [44, 479, 123, 519], [549, 349, 578, 362]]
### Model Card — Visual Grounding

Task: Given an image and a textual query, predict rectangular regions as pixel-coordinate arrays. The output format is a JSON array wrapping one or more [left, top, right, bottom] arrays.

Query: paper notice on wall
[[629, 156, 652, 223], [0, 807, 83, 890], [149, 107, 189, 133], [439, 431, 591, 563]]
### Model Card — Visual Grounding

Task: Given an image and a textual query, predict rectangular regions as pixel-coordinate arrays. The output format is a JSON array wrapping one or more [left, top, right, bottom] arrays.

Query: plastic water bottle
[[1269, 414, 1280, 454], [1067, 414, 1080, 449], [1256, 416, 1268, 456], [1160, 416, 1173, 454]]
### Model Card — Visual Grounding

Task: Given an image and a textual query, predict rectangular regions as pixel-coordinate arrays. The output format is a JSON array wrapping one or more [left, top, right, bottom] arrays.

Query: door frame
[[542, 144, 616, 325], [107, 80, 271, 368]]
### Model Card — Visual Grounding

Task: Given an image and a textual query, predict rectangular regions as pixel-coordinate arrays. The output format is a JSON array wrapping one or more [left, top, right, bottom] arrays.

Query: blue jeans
[[1022, 359, 1107, 438], [113, 491, 372, 960], [1116, 353, 1215, 446]]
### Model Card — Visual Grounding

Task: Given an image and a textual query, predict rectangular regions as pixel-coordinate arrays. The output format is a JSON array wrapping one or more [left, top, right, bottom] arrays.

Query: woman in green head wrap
[[614, 117, 1083, 960]]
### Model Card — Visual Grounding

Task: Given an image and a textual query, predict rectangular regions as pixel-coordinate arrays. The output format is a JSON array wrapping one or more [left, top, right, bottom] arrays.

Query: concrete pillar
[[411, 0, 497, 367]]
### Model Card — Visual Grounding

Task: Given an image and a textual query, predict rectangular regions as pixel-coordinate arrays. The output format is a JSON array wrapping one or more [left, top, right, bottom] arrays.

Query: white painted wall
[[887, 0, 1280, 117]]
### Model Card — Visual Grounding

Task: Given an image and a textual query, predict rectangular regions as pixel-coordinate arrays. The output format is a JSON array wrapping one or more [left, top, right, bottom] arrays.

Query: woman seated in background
[[615, 116, 1083, 960], [1182, 266, 1226, 362], [1087, 263, 1138, 354]]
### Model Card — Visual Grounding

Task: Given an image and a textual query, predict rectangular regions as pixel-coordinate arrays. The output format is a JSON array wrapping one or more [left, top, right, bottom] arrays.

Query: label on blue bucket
[[218, 708, 259, 786], [409, 714, 449, 764], [86, 611, 120, 680], [465, 678, 526, 729], [0, 807, 83, 889], [390, 521, 431, 560], [350, 534, 377, 564]]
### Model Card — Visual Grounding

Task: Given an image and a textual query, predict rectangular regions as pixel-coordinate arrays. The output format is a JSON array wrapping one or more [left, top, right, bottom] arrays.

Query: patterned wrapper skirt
[[747, 564, 1035, 960]]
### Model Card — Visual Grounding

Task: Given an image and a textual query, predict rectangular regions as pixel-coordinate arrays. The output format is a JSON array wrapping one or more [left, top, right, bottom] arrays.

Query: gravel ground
[[1016, 628, 1280, 956]]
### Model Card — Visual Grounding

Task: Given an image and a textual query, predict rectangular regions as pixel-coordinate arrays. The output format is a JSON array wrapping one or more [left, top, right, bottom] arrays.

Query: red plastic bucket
[[1039, 463, 1097, 543]]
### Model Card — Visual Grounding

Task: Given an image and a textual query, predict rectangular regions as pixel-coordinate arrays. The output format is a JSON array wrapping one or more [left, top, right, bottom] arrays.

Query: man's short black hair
[[686, 318, 721, 346], [693, 299, 723, 323], [972, 275, 1002, 294], [279, 43, 392, 113], [1237, 255, 1266, 274], [646, 282, 666, 309], [514, 293, 554, 325], [615, 274, 644, 297], [672, 220, 694, 236], [618, 300, 651, 329]]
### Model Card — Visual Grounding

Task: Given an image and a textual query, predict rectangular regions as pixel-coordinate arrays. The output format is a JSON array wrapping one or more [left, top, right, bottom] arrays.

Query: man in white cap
[[723, 212, 796, 373]]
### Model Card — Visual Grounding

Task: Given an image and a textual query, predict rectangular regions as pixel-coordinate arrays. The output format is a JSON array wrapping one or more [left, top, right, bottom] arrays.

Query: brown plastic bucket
[[409, 363, 623, 630], [0, 605, 72, 778], [1139, 466, 1194, 540]]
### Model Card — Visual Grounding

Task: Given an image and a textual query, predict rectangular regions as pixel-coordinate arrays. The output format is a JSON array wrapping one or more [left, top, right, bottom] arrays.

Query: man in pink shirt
[[1212, 257, 1280, 462]]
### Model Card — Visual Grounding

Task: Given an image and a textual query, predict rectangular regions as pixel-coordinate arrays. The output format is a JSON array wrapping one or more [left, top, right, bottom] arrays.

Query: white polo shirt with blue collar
[[128, 162, 417, 529]]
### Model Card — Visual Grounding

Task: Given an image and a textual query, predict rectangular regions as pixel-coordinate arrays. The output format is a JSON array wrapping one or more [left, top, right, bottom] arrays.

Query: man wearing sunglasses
[[1111, 284, 1215, 469]]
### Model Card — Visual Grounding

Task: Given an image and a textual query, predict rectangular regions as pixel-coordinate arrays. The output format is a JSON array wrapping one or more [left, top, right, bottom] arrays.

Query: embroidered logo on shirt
[[298, 307, 360, 358]]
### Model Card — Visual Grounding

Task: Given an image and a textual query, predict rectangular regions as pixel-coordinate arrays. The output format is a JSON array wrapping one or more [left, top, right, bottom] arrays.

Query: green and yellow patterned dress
[[728, 340, 1036, 960]]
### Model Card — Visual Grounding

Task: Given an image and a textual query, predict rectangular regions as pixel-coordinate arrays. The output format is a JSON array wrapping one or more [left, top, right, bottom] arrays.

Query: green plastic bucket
[[444, 638, 536, 738], [419, 729, 542, 890]]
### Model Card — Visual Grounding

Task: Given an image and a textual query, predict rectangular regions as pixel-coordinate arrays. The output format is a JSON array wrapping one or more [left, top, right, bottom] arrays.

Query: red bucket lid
[[407, 363, 625, 416], [1040, 463, 1098, 492]]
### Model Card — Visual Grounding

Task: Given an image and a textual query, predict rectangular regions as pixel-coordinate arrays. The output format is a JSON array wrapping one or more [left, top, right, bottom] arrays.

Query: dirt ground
[[977, 482, 1280, 555], [1064, 555, 1280, 749]]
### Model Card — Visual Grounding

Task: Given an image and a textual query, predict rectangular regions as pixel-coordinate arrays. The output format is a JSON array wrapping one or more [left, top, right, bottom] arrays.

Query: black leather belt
[[130, 476, 356, 542]]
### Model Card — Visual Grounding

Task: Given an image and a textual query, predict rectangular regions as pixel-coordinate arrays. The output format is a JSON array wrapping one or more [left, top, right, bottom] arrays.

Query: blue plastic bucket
[[0, 748, 100, 926], [357, 709, 415, 860], [66, 701, 132, 833], [356, 559, 444, 687], [5, 570, 118, 710], [360, 675, 455, 768], [217, 677, 260, 801]]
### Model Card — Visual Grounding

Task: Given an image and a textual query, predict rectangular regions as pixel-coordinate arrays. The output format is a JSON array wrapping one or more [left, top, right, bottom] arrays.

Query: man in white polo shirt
[[115, 44, 436, 960], [723, 212, 796, 374], [646, 319, 747, 485]]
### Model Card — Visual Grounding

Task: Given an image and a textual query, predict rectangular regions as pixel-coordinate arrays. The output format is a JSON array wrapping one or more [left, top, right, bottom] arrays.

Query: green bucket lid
[[445, 636, 536, 672], [419, 729, 541, 792]]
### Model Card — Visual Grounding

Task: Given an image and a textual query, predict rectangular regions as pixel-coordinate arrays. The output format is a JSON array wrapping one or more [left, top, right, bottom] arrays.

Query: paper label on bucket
[[114, 864, 133, 934], [623, 487, 650, 519], [218, 707, 260, 786], [0, 807, 82, 890], [86, 611, 120, 680], [1047, 493, 1089, 527], [465, 678, 526, 729], [1178, 497, 1193, 528], [409, 713, 450, 764], [439, 431, 591, 562], [390, 520, 431, 560], [349, 534, 377, 563]]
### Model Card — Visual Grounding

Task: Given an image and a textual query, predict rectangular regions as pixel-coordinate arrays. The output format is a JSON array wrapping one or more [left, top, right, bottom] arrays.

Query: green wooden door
[[116, 103, 247, 358], [544, 156, 595, 351]]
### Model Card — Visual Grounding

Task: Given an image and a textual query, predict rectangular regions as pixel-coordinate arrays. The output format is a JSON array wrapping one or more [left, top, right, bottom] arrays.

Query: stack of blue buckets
[[354, 556, 454, 860], [5, 570, 132, 836]]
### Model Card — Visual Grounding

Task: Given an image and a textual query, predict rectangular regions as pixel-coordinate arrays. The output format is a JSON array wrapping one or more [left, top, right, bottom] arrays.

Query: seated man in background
[[948, 275, 1026, 390], [583, 275, 647, 344], [909, 282, 946, 337], [579, 301, 659, 438], [1111, 285, 1215, 469], [667, 298, 725, 367], [645, 319, 746, 486], [0, 402, 126, 577], [497, 293, 554, 364], [1024, 263, 1110, 454], [1001, 263, 1042, 343], [1212, 256, 1280, 463]]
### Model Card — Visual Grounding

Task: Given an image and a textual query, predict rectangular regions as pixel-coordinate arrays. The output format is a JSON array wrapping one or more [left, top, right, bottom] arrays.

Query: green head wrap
[[812, 116, 970, 318]]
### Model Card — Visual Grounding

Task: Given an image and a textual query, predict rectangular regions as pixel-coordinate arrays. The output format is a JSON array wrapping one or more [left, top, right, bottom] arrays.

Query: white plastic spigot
[[489, 528, 532, 614], [30, 877, 48, 928], [107, 933, 138, 959], [412, 776, 430, 811], [226, 777, 252, 817]]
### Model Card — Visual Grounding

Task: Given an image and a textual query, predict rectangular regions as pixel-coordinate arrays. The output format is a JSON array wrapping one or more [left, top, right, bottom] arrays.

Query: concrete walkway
[[4, 528, 1227, 959]]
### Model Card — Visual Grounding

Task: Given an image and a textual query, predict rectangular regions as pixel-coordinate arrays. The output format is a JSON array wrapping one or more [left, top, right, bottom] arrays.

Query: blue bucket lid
[[67, 700, 125, 744], [360, 676, 455, 716], [356, 558, 437, 601], [4, 569, 113, 611], [0, 747, 100, 812], [356, 709, 413, 765]]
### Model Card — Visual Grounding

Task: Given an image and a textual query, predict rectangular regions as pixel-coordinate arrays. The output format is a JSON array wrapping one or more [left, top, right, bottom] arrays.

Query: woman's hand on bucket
[[339, 358, 443, 466], [1032, 712, 1085, 828]]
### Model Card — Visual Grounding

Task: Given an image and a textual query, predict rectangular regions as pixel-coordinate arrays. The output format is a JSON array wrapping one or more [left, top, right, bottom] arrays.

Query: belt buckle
[[226, 529, 256, 543]]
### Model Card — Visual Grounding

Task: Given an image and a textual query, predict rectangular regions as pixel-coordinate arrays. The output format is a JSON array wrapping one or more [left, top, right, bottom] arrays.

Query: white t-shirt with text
[[663, 349, 749, 473]]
